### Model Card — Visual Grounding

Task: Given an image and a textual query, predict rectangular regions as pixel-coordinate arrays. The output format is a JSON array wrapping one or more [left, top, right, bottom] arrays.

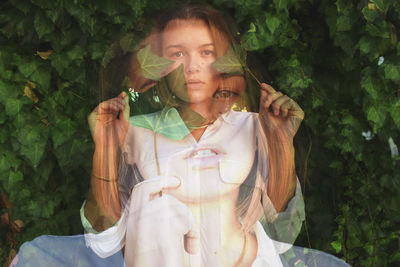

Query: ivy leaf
[[372, 0, 386, 12], [384, 64, 400, 82], [31, 66, 51, 92], [366, 105, 386, 132], [390, 102, 400, 129], [50, 53, 69, 75], [211, 47, 244, 75], [273, 0, 288, 11], [17, 125, 48, 168], [331, 240, 342, 253], [137, 45, 174, 81], [34, 11, 54, 39], [5, 98, 22, 116], [336, 16, 351, 31], [18, 60, 39, 77], [165, 64, 189, 103], [130, 108, 191, 140], [120, 33, 139, 54], [361, 73, 378, 99], [66, 46, 85, 61], [265, 15, 280, 34], [8, 170, 23, 189], [248, 23, 256, 33]]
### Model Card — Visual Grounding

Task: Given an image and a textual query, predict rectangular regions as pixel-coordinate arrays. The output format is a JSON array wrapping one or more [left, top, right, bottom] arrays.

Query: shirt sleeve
[[260, 178, 305, 245], [80, 201, 126, 258]]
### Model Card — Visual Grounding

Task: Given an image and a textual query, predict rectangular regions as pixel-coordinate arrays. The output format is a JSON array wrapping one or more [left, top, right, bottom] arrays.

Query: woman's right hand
[[88, 92, 130, 148], [124, 176, 199, 267]]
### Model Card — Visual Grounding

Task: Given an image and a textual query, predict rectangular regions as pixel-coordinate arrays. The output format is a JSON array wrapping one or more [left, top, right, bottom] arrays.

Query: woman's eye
[[202, 50, 214, 56], [172, 51, 184, 57], [214, 89, 239, 99], [170, 51, 183, 57]]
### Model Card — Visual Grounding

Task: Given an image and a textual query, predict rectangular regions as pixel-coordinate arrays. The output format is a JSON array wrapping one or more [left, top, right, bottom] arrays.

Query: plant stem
[[154, 133, 160, 175], [246, 68, 261, 85]]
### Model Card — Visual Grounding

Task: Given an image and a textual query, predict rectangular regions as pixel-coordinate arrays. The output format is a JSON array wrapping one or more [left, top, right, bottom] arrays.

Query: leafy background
[[1, 0, 399, 266]]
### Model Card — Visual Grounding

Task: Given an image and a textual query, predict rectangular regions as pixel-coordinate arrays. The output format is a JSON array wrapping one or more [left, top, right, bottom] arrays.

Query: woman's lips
[[186, 80, 205, 90], [184, 146, 226, 170]]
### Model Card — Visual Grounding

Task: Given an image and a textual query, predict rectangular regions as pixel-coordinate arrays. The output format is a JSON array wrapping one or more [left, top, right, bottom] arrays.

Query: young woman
[[13, 4, 349, 267], [83, 5, 304, 266]]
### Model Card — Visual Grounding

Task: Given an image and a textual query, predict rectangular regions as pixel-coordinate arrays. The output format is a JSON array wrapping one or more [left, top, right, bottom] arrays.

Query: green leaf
[[50, 53, 69, 75], [120, 33, 139, 54], [51, 119, 77, 148], [273, 0, 288, 10], [211, 47, 244, 75], [130, 108, 191, 140], [17, 125, 48, 168], [366, 105, 386, 131], [18, 60, 39, 77], [336, 15, 351, 31], [361, 74, 378, 99], [8, 170, 23, 189], [9, 0, 31, 14], [384, 64, 400, 82], [66, 46, 85, 61], [331, 240, 342, 253], [20, 140, 47, 168], [137, 45, 174, 81], [34, 11, 54, 39], [0, 150, 21, 173], [5, 98, 22, 116], [31, 66, 51, 91], [265, 15, 280, 34], [166, 64, 189, 102], [372, 0, 386, 12], [248, 22, 256, 33], [359, 36, 372, 54], [390, 102, 400, 129]]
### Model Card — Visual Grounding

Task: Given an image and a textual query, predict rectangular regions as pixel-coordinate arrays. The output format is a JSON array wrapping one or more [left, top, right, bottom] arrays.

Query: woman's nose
[[184, 55, 201, 74]]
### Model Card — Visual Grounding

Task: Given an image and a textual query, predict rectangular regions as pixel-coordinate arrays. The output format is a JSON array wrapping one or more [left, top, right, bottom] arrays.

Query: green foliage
[[0, 0, 399, 266], [137, 45, 174, 81], [212, 47, 244, 75]]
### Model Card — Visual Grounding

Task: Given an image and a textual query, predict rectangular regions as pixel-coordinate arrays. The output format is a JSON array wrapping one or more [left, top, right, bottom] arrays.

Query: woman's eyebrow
[[165, 43, 215, 50], [165, 44, 184, 49], [199, 43, 215, 48]]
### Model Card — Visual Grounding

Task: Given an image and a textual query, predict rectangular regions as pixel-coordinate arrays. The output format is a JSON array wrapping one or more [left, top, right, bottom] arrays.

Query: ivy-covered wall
[[1, 0, 399, 266]]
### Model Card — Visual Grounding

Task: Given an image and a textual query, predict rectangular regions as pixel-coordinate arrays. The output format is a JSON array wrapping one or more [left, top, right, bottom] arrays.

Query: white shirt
[[82, 109, 304, 265]]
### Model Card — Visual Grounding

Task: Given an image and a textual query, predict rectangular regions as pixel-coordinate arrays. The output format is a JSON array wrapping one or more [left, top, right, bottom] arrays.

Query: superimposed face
[[138, 112, 256, 204], [161, 19, 221, 104]]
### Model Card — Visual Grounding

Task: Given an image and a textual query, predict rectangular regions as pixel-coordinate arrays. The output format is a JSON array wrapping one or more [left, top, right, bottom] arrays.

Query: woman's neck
[[190, 101, 214, 122]]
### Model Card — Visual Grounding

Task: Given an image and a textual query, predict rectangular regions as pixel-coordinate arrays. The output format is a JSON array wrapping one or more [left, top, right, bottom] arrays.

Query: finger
[[260, 87, 268, 109], [99, 99, 123, 113], [263, 92, 283, 110], [271, 95, 290, 116], [118, 91, 127, 99], [122, 93, 130, 121], [260, 83, 276, 94], [184, 222, 200, 254], [132, 176, 181, 207], [285, 99, 305, 119]]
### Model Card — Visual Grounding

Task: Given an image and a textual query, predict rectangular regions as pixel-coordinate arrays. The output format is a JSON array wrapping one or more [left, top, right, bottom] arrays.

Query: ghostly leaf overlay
[[130, 108, 190, 140], [211, 46, 245, 75], [137, 45, 174, 81], [166, 64, 190, 102]]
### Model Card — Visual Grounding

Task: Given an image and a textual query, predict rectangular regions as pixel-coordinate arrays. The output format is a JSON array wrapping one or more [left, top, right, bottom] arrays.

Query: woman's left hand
[[259, 83, 304, 139]]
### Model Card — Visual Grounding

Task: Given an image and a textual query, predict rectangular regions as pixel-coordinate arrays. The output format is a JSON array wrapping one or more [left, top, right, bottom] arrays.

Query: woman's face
[[161, 19, 221, 104]]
